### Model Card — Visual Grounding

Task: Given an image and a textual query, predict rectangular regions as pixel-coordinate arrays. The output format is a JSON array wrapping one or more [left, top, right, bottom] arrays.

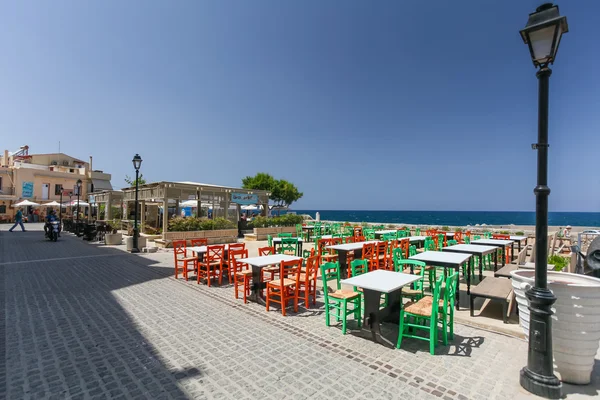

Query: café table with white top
[[302, 225, 315, 241], [272, 237, 304, 256], [509, 236, 528, 261], [374, 230, 396, 239], [406, 236, 428, 248], [237, 254, 302, 303], [470, 239, 514, 268], [442, 244, 498, 282], [188, 244, 235, 261], [409, 251, 472, 309], [341, 270, 421, 348], [327, 241, 379, 278]]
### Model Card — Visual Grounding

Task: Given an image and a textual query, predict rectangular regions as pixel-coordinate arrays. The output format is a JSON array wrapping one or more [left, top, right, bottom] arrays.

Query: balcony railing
[[0, 186, 15, 195]]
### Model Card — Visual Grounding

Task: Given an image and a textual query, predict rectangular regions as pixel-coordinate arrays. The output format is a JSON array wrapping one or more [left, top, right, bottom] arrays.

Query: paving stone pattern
[[1, 225, 596, 399]]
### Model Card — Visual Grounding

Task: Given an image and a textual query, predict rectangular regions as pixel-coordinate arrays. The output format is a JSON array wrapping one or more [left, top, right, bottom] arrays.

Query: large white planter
[[511, 270, 600, 385], [104, 233, 123, 245], [126, 236, 147, 251]]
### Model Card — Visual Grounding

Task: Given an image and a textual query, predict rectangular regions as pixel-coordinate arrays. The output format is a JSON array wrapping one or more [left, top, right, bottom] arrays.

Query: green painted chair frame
[[320, 262, 361, 334]]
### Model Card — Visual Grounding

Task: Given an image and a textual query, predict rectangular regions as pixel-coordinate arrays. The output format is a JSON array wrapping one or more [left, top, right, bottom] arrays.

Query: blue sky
[[1, 1, 598, 212]]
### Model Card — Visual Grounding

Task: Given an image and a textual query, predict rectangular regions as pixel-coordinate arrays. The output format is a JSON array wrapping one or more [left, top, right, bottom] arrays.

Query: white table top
[[374, 230, 396, 235], [188, 245, 233, 254], [321, 234, 333, 239], [238, 254, 302, 267], [510, 235, 528, 241], [327, 241, 379, 252], [445, 232, 455, 236], [409, 251, 472, 265], [443, 244, 497, 255], [471, 239, 514, 246], [302, 226, 315, 229], [272, 237, 304, 243], [407, 236, 427, 242], [341, 270, 421, 294]]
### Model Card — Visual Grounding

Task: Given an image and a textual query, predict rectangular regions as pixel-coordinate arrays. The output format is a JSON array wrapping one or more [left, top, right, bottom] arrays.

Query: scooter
[[46, 221, 60, 242]]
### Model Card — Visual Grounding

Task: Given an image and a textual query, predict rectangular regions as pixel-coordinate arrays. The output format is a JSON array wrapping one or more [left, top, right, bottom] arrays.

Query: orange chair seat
[[268, 278, 296, 287], [329, 290, 360, 300], [178, 257, 197, 262], [236, 270, 253, 276], [263, 266, 279, 272]]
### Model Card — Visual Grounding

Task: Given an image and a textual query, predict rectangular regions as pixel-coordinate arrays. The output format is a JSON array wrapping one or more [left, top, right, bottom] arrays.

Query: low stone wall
[[158, 229, 239, 247], [251, 227, 296, 241]]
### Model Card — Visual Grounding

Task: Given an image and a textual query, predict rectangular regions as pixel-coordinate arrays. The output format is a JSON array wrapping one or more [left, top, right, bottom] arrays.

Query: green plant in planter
[[500, 230, 510, 234], [441, 226, 450, 232], [454, 227, 463, 233], [106, 220, 120, 234], [548, 255, 569, 271], [515, 231, 525, 236]]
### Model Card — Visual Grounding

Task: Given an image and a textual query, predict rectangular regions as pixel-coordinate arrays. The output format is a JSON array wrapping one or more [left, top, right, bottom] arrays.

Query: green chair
[[320, 262, 361, 334], [437, 234, 446, 250], [396, 230, 408, 239], [440, 272, 459, 341], [267, 234, 273, 248], [392, 247, 404, 269], [395, 260, 426, 301], [278, 237, 298, 255], [447, 240, 457, 246], [364, 228, 375, 241], [415, 228, 421, 236], [296, 224, 308, 241], [424, 237, 436, 252], [409, 245, 417, 257], [383, 233, 397, 241], [397, 274, 444, 355], [278, 233, 293, 238], [463, 236, 471, 244]]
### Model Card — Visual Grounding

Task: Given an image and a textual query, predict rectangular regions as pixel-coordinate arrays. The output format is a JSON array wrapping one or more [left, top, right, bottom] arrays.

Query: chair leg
[[324, 303, 330, 327], [429, 316, 436, 355], [341, 300, 347, 335], [449, 309, 454, 340], [396, 310, 405, 349], [266, 287, 270, 311]]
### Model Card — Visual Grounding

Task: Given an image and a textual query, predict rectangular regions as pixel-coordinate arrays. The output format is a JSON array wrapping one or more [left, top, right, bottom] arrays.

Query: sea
[[288, 210, 600, 227]]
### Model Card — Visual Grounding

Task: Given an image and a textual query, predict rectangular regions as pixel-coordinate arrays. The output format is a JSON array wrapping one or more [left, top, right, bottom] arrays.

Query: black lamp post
[[519, 3, 568, 399], [131, 154, 142, 253], [76, 179, 82, 236]]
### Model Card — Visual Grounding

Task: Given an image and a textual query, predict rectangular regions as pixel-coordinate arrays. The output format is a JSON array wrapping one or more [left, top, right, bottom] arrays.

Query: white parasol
[[12, 200, 40, 207], [64, 200, 90, 207], [41, 201, 62, 207]]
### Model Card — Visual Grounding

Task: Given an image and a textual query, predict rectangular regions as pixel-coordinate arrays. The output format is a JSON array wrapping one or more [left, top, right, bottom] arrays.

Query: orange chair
[[266, 258, 302, 316], [375, 241, 388, 270], [197, 245, 225, 286], [173, 240, 197, 280], [361, 242, 376, 272], [190, 238, 208, 247], [399, 238, 410, 259], [231, 249, 252, 303], [318, 238, 338, 266], [492, 234, 511, 263], [454, 231, 463, 244], [259, 246, 279, 282], [228, 242, 246, 252], [297, 255, 319, 308], [353, 227, 363, 239]]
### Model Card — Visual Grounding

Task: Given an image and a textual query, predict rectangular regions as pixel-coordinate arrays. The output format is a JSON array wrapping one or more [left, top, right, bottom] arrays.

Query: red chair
[[231, 249, 252, 303], [197, 245, 225, 286], [297, 255, 319, 308], [259, 246, 278, 282], [173, 240, 197, 280], [361, 242, 376, 272], [375, 241, 388, 270], [266, 258, 302, 316], [190, 238, 208, 247]]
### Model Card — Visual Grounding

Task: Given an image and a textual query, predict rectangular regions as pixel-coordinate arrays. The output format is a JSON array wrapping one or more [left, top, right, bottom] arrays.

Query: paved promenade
[[1, 224, 597, 399]]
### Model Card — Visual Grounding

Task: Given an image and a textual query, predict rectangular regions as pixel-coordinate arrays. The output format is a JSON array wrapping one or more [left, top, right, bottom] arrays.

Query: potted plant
[[511, 269, 600, 384], [104, 220, 123, 245]]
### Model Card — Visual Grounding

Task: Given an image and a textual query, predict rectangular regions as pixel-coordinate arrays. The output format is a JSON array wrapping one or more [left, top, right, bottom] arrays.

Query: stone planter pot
[[104, 233, 123, 245], [511, 269, 600, 384], [126, 236, 147, 251]]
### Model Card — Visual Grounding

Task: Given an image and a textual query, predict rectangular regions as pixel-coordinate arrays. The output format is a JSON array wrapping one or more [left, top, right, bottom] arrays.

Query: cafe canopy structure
[[93, 181, 270, 236]]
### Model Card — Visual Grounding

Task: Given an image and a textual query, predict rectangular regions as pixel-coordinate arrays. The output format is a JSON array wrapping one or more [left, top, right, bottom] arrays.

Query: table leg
[[298, 242, 303, 257], [479, 254, 483, 281], [501, 246, 506, 267], [465, 261, 471, 295], [455, 266, 460, 310], [338, 251, 348, 279], [361, 288, 399, 348], [518, 240, 522, 256], [511, 242, 516, 262], [249, 266, 266, 304], [494, 251, 498, 272]]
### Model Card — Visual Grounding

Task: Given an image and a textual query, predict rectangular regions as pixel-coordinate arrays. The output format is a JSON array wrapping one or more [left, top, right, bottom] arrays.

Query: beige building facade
[[0, 146, 112, 221]]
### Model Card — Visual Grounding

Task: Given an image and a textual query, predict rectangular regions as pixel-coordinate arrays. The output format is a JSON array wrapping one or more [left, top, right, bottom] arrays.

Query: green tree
[[241, 173, 303, 209], [125, 174, 147, 187]]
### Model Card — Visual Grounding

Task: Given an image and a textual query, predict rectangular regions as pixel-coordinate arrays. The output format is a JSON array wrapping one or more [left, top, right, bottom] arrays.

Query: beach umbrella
[[41, 201, 62, 207], [64, 200, 90, 207], [12, 200, 40, 207]]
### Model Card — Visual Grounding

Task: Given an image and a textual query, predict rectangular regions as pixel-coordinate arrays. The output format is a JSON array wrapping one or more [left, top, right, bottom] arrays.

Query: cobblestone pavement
[[1, 224, 598, 399]]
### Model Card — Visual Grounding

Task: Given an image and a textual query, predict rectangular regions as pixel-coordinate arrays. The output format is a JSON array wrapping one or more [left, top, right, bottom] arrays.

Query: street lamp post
[[76, 179, 82, 236], [131, 154, 143, 253], [519, 3, 568, 399]]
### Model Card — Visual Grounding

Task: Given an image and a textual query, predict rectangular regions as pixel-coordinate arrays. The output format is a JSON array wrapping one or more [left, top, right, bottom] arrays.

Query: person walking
[[9, 208, 26, 232]]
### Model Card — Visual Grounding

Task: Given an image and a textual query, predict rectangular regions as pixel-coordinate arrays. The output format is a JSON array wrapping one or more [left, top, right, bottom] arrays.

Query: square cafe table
[[509, 235, 528, 261], [327, 241, 379, 278], [272, 237, 304, 257], [442, 244, 498, 282], [406, 236, 428, 248], [188, 244, 234, 262], [238, 254, 302, 303], [374, 230, 396, 239], [470, 239, 514, 268], [341, 270, 421, 348], [409, 251, 472, 309], [302, 225, 316, 241]]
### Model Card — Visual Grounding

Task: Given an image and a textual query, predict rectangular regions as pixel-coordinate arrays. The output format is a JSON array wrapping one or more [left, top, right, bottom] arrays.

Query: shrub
[[168, 217, 235, 232], [500, 230, 510, 234], [454, 227, 462, 233], [549, 255, 569, 271], [106, 220, 120, 234], [515, 231, 525, 236], [441, 226, 450, 231], [249, 214, 303, 228]]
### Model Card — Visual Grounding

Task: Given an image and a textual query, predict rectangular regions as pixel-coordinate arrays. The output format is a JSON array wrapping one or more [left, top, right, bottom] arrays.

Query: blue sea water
[[289, 210, 600, 227]]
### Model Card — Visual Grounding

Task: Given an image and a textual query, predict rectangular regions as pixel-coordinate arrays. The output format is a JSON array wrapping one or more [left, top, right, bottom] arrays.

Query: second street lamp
[[519, 3, 568, 399], [76, 179, 82, 236], [131, 154, 142, 253]]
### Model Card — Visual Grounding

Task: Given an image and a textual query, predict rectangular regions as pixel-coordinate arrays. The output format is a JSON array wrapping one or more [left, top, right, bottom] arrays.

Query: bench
[[469, 277, 514, 323]]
